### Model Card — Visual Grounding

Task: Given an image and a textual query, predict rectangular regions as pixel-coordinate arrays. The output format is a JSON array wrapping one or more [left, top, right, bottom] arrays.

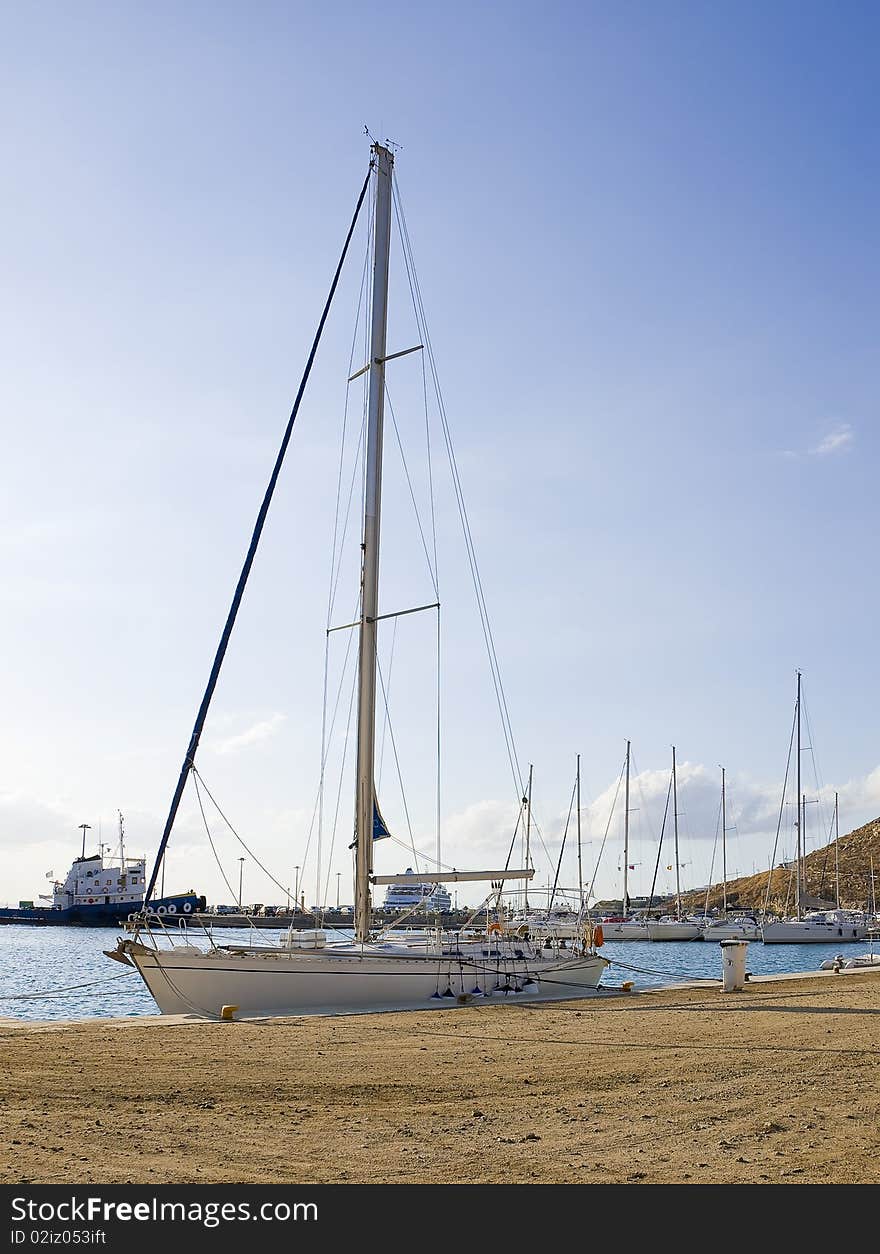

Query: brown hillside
[[679, 815, 880, 915]]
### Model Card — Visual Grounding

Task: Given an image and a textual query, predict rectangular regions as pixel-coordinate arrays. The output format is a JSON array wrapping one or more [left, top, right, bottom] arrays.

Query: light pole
[[294, 865, 300, 915], [238, 857, 245, 911], [336, 871, 341, 910]]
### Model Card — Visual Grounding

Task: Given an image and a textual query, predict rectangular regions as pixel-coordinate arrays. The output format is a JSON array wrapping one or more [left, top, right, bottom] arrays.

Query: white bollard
[[720, 940, 748, 992]]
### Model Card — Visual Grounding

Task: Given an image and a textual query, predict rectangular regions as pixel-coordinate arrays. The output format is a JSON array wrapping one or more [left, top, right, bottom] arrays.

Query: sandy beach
[[1, 969, 878, 1186]]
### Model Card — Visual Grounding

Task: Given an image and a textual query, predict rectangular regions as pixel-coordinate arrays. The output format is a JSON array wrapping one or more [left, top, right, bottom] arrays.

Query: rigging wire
[[191, 767, 293, 902], [376, 616, 399, 790], [144, 164, 372, 904], [629, 747, 658, 898], [800, 682, 829, 845], [703, 794, 723, 917], [193, 772, 241, 905], [319, 198, 375, 915], [375, 652, 421, 870], [326, 218, 373, 624], [647, 769, 674, 910], [320, 640, 360, 912], [304, 595, 361, 886], [588, 752, 627, 900], [549, 773, 578, 909], [763, 698, 798, 915], [384, 385, 439, 597], [392, 176, 525, 806]]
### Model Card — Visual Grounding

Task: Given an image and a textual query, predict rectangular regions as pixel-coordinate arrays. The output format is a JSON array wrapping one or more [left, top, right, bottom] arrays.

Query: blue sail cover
[[373, 800, 391, 841], [349, 798, 392, 848]]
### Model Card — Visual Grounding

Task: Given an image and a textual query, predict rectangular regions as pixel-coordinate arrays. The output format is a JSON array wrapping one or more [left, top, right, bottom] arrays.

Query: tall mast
[[623, 740, 631, 916], [354, 143, 394, 945], [672, 745, 682, 920], [721, 766, 727, 916], [795, 670, 802, 920], [576, 754, 583, 912], [118, 811, 125, 868], [524, 764, 533, 911], [801, 792, 807, 912], [834, 791, 840, 909]]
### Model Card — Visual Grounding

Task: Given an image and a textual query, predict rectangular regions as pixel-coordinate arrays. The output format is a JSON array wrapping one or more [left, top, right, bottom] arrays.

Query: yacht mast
[[623, 740, 631, 916], [721, 766, 727, 916], [801, 792, 807, 911], [576, 754, 583, 912], [524, 764, 533, 911], [354, 143, 393, 945], [795, 670, 802, 920], [834, 791, 840, 909], [672, 745, 682, 920]]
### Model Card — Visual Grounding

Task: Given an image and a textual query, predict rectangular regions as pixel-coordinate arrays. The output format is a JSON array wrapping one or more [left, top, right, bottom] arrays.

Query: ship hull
[[0, 893, 205, 927], [122, 938, 610, 1018]]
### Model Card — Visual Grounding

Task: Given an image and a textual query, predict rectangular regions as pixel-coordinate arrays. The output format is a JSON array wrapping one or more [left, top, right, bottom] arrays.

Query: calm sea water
[[0, 923, 874, 1022]]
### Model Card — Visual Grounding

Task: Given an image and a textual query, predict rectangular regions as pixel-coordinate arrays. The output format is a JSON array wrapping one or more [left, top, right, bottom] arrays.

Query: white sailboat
[[763, 675, 871, 944], [646, 746, 703, 941], [507, 759, 592, 940], [108, 143, 609, 1017], [701, 767, 761, 941], [598, 741, 649, 940]]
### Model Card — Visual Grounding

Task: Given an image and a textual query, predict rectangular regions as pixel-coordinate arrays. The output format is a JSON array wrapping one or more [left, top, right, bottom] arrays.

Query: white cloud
[[375, 798, 522, 870], [831, 765, 880, 815], [3, 763, 879, 911], [0, 791, 81, 848], [208, 713, 287, 756], [778, 422, 855, 460], [809, 423, 854, 456]]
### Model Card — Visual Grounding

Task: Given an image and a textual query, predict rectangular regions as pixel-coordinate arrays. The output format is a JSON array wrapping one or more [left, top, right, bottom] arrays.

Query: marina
[[3, 0, 879, 1204], [2, 920, 877, 1022]]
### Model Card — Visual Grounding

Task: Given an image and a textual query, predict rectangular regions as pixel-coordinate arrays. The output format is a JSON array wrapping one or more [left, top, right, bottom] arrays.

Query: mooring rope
[[2, 971, 133, 1000]]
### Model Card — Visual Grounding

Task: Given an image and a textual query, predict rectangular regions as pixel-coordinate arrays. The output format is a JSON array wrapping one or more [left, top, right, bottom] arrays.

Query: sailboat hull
[[701, 919, 761, 941], [598, 921, 650, 940], [123, 939, 610, 1018], [645, 921, 703, 941], [761, 918, 870, 943]]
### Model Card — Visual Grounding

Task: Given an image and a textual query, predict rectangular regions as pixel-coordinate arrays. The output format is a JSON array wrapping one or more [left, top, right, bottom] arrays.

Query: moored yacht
[[597, 915, 650, 940], [507, 903, 581, 939], [701, 914, 761, 941], [645, 914, 704, 941], [762, 908, 872, 944]]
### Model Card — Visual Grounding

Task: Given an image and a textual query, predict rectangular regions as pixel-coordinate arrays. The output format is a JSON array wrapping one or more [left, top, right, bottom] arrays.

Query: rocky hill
[[678, 814, 880, 915]]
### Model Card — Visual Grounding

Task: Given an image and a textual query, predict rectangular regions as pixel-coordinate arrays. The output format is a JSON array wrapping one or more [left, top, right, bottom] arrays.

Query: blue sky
[[1, 1, 878, 911]]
